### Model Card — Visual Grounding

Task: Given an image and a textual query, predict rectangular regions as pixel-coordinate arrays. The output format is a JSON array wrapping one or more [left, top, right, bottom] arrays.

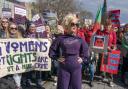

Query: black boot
[[36, 79, 45, 89], [26, 79, 32, 87], [89, 81, 94, 87]]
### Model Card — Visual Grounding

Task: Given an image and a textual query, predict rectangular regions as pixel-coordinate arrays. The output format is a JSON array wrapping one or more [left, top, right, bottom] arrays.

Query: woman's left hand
[[77, 57, 83, 64], [58, 57, 65, 63]]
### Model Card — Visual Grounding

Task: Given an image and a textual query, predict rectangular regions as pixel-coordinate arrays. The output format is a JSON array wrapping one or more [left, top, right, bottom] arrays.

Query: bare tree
[[36, 0, 92, 21]]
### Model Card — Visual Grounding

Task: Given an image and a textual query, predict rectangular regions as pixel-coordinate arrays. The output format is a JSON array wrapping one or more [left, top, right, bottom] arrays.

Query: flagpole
[[98, 0, 101, 6]]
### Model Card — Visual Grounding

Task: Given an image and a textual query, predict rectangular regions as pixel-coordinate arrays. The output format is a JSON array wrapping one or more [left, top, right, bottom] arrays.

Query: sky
[[16, 0, 127, 24], [80, 0, 128, 24]]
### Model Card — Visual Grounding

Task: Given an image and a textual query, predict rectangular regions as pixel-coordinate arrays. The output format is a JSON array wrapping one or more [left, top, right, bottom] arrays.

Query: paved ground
[[24, 76, 128, 89], [43, 80, 128, 89], [0, 76, 127, 89]]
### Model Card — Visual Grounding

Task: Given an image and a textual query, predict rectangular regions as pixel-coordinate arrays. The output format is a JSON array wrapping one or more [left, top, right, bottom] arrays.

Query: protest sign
[[14, 4, 27, 24], [0, 38, 51, 78], [42, 10, 58, 34], [32, 14, 45, 33], [90, 35, 108, 53], [100, 50, 120, 74], [108, 10, 120, 28], [2, 8, 12, 18]]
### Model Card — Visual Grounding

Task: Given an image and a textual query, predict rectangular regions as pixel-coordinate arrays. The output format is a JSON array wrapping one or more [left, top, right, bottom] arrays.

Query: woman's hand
[[108, 47, 112, 52], [77, 57, 83, 64], [58, 57, 65, 63]]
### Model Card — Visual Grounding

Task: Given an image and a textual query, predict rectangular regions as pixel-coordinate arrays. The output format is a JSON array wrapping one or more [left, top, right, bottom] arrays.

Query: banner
[[100, 50, 120, 74], [0, 38, 51, 78]]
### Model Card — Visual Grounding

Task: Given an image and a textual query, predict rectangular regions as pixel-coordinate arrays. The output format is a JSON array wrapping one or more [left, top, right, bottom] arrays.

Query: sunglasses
[[10, 27, 17, 30], [2, 21, 8, 23], [71, 23, 79, 27]]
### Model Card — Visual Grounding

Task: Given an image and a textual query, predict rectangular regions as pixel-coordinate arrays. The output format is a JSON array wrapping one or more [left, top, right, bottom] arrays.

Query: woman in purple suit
[[49, 14, 89, 89]]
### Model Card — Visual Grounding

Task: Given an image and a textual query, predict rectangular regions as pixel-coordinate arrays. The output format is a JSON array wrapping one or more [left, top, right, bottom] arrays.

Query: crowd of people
[[0, 13, 128, 89]]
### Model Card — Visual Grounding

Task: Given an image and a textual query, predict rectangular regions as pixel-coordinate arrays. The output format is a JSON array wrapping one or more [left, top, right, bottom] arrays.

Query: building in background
[[84, 19, 93, 26], [0, 0, 33, 21]]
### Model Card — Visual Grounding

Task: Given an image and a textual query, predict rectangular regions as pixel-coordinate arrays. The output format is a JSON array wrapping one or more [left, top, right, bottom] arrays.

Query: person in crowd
[[23, 22, 44, 89], [57, 25, 64, 35], [113, 27, 119, 32], [39, 24, 53, 81], [97, 19, 117, 87], [121, 24, 128, 58], [84, 24, 101, 87], [84, 24, 94, 44], [43, 23, 64, 86], [49, 13, 89, 89], [24, 22, 37, 38], [76, 23, 86, 41], [8, 23, 22, 89], [41, 24, 52, 39], [0, 18, 18, 89], [52, 24, 65, 86], [94, 24, 105, 75], [121, 24, 128, 84], [0, 18, 9, 38]]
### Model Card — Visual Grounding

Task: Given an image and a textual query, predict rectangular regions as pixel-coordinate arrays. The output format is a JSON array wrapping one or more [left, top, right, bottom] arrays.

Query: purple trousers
[[57, 57, 82, 89]]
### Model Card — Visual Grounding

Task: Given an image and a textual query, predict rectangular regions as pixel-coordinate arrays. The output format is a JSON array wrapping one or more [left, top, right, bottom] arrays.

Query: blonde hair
[[0, 18, 10, 38], [62, 13, 79, 31], [8, 23, 22, 38]]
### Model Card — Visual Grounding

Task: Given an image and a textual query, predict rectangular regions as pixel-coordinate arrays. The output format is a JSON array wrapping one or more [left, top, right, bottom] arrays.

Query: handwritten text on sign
[[0, 38, 51, 78]]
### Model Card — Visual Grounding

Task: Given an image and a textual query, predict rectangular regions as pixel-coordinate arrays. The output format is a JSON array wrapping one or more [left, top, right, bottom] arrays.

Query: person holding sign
[[23, 22, 44, 89], [0, 18, 20, 89], [8, 23, 22, 89], [49, 13, 89, 89], [98, 20, 117, 87]]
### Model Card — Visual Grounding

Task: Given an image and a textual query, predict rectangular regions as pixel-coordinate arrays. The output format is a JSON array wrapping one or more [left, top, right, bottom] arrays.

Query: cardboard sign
[[32, 14, 44, 33], [2, 8, 12, 18], [100, 50, 120, 74], [14, 5, 27, 24], [108, 10, 120, 28], [90, 35, 108, 53]]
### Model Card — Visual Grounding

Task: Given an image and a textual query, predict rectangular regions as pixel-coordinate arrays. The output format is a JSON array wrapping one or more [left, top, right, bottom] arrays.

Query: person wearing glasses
[[8, 23, 22, 89], [0, 18, 20, 89], [49, 13, 89, 89], [0, 18, 9, 38]]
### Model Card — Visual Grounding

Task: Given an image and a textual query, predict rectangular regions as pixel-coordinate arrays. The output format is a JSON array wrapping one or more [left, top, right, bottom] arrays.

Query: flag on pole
[[93, 6, 102, 33], [93, 0, 107, 33], [101, 0, 108, 26]]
